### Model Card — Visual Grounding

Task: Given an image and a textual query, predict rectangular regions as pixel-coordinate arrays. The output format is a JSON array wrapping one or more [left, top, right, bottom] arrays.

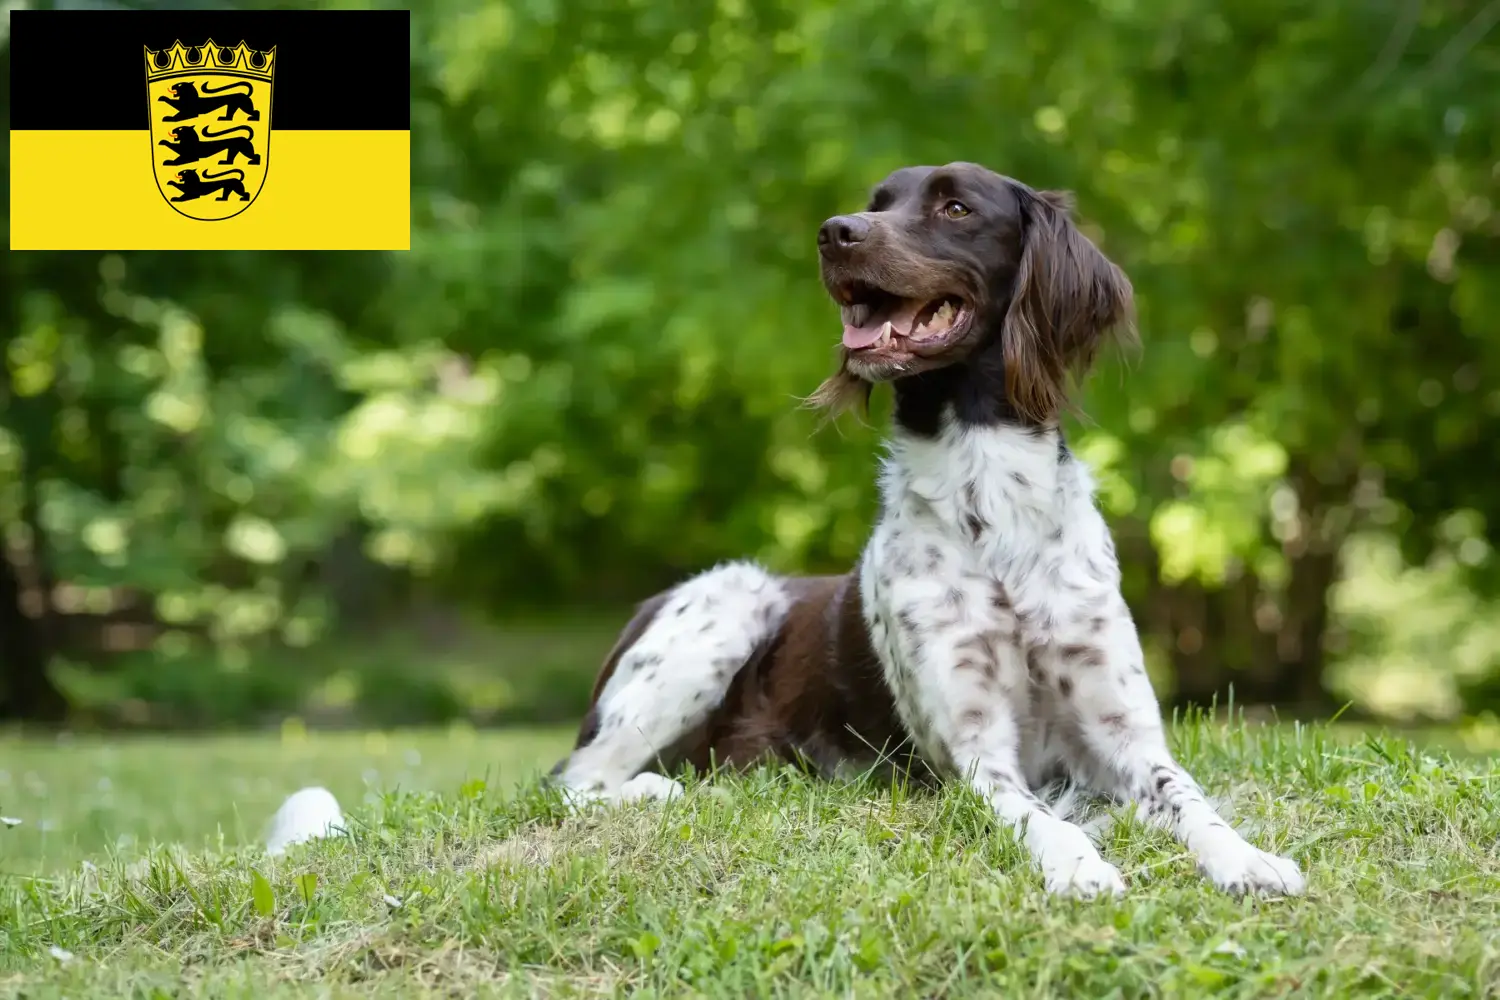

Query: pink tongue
[[841, 299, 929, 350], [842, 323, 886, 349]]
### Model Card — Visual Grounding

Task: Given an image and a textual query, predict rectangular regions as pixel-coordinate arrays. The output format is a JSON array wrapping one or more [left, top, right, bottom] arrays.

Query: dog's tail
[[265, 786, 345, 856]]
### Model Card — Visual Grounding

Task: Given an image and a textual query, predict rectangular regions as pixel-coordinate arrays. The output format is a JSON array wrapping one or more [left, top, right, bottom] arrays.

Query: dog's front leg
[[868, 556, 1123, 898], [954, 712, 1127, 899], [1044, 594, 1306, 897]]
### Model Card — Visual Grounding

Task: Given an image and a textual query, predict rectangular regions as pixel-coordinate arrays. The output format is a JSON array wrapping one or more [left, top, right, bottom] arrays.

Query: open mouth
[[833, 281, 971, 354]]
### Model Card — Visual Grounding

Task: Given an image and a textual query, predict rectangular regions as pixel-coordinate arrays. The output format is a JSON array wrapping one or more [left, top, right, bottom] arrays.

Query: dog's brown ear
[[1001, 189, 1135, 425]]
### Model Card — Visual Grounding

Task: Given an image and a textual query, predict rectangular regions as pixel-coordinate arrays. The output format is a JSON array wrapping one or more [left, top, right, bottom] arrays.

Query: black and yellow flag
[[9, 9, 410, 250]]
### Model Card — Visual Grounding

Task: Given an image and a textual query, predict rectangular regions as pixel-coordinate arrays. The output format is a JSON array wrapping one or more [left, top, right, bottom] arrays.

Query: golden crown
[[144, 39, 276, 82]]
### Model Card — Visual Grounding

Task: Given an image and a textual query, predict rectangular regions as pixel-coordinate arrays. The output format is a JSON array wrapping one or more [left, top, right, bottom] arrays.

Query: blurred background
[[3, 0, 1499, 867]]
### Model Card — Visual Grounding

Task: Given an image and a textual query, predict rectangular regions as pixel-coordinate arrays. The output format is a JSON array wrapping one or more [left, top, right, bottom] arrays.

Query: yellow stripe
[[9, 130, 409, 250]]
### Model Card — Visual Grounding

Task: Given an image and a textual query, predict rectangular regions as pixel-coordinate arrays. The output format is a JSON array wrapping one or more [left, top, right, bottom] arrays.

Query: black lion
[[159, 124, 260, 167], [158, 80, 260, 123], [165, 167, 250, 203]]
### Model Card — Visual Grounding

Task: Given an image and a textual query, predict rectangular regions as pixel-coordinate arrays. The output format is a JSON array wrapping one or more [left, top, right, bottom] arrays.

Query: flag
[[9, 8, 410, 250]]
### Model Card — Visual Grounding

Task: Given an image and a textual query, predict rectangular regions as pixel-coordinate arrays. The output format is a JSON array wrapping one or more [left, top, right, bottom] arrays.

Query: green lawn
[[2, 719, 1499, 997], [0, 725, 572, 877]]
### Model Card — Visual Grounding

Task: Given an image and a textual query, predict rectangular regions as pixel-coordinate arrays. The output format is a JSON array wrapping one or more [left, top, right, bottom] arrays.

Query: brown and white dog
[[552, 162, 1306, 899]]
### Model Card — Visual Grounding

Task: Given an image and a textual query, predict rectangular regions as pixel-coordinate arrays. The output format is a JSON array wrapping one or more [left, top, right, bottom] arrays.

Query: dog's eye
[[942, 200, 971, 219]]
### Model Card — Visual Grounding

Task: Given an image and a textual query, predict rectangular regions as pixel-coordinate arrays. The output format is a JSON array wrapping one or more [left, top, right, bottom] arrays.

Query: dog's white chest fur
[[859, 415, 1124, 773]]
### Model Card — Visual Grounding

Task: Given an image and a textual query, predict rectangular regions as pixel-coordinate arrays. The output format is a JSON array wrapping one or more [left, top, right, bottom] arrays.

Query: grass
[[2, 717, 1499, 998], [0, 725, 571, 877]]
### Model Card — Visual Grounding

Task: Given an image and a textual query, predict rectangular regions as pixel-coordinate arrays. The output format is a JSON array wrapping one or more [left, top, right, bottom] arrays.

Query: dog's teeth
[[913, 301, 957, 341], [877, 321, 893, 345]]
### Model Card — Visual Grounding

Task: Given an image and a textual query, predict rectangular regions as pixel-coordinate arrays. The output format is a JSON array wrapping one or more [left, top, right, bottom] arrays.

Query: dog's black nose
[[818, 215, 869, 256]]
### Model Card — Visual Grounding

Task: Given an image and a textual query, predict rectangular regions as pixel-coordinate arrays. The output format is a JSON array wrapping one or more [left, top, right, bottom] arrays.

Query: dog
[[551, 162, 1307, 899]]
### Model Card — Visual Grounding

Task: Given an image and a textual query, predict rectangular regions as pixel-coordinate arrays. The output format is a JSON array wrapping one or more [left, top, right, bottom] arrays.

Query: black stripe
[[9, 9, 409, 131]]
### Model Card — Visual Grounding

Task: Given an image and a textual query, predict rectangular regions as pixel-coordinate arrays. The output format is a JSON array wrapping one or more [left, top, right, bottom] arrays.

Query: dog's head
[[810, 162, 1134, 424]]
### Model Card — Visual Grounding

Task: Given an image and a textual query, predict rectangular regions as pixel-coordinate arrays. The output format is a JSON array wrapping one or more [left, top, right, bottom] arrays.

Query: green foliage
[[249, 868, 274, 918], [3, 0, 1499, 722]]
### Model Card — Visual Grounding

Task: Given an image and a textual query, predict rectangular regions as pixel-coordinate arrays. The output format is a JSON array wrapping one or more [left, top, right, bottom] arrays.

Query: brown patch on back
[[568, 570, 931, 787], [700, 572, 928, 783]]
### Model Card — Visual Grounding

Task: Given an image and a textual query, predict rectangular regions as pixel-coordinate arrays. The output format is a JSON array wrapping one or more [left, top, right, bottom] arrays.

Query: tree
[[2, 0, 1497, 722]]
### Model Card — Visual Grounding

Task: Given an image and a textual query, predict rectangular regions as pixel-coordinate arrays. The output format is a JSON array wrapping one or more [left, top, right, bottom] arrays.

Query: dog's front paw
[[1044, 855, 1126, 899], [558, 783, 609, 815], [618, 773, 685, 803], [1199, 842, 1305, 897]]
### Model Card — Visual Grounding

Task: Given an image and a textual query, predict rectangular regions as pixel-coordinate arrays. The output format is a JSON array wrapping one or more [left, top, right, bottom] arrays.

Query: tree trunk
[[1144, 531, 1341, 716], [1122, 518, 1235, 711], [0, 545, 66, 722], [0, 451, 69, 723], [1244, 455, 1351, 717], [1159, 578, 1220, 708], [1260, 548, 1340, 715]]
